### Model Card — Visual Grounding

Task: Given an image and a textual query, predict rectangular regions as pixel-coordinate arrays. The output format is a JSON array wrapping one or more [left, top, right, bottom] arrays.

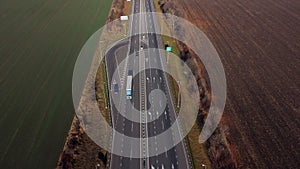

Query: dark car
[[114, 84, 119, 94]]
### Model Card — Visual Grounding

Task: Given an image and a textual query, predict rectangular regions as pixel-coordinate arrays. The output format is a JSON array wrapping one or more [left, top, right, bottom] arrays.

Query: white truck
[[126, 70, 133, 99]]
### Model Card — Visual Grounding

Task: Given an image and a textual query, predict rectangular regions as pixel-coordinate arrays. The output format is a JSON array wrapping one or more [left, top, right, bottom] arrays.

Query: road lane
[[106, 0, 191, 168]]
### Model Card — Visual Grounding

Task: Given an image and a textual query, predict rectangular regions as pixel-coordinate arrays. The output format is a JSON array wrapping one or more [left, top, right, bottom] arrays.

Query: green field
[[0, 0, 111, 168]]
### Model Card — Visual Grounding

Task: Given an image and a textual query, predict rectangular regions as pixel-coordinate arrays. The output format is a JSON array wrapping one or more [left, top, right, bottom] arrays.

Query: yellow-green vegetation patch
[[187, 123, 212, 169], [96, 61, 111, 124], [154, 0, 162, 12], [161, 35, 180, 56]]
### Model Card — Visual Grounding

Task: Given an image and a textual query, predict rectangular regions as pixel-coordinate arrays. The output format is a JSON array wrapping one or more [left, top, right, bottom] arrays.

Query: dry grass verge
[[56, 61, 110, 169]]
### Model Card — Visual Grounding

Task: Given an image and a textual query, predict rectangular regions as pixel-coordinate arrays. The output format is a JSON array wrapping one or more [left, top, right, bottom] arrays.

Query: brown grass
[[123, 0, 132, 16]]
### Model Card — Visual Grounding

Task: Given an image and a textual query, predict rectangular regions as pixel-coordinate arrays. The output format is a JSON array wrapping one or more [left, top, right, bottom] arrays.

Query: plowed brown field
[[170, 0, 300, 168]]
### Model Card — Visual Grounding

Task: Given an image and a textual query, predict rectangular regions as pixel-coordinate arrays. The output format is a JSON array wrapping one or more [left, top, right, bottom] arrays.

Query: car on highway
[[114, 84, 119, 94]]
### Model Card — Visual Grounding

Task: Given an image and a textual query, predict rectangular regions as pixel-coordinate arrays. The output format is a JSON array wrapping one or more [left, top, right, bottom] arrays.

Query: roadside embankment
[[155, 0, 237, 168]]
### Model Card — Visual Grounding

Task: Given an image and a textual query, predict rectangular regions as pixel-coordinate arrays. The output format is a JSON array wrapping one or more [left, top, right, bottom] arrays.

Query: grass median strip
[[96, 60, 111, 124]]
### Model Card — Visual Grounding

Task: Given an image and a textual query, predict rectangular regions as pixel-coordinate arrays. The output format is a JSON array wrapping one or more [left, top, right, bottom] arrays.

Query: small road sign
[[166, 46, 172, 52]]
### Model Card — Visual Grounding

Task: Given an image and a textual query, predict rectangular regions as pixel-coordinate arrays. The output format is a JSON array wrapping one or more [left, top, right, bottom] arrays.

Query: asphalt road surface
[[105, 0, 191, 168]]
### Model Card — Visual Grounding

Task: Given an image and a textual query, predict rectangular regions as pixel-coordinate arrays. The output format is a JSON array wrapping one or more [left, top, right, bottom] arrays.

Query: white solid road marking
[[165, 146, 168, 157], [130, 148, 132, 160]]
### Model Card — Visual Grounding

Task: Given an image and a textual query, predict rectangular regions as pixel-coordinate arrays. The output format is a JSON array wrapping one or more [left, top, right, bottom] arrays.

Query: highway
[[105, 0, 191, 168]]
